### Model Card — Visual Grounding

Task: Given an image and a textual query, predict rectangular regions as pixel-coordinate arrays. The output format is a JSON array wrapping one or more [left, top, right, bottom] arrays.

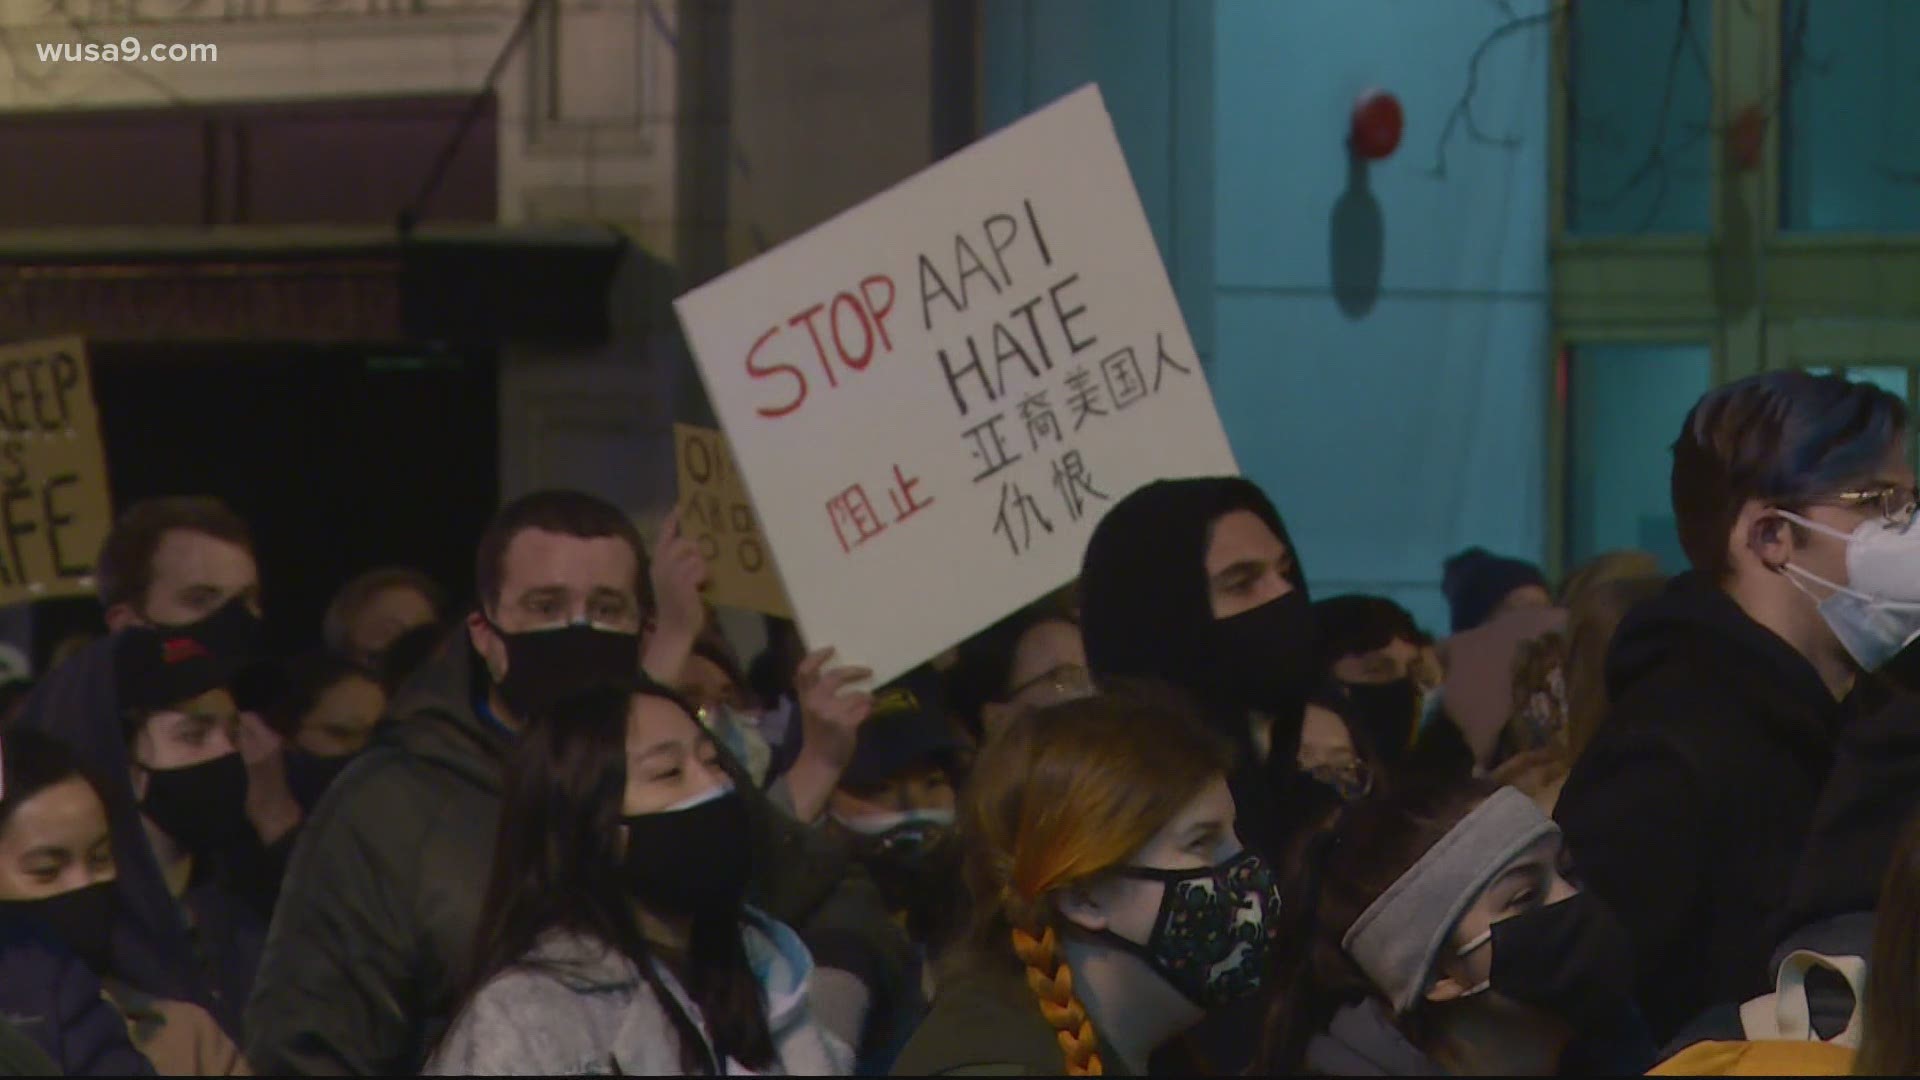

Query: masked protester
[[322, 567, 443, 672], [894, 686, 1284, 1077], [828, 671, 966, 947], [818, 669, 965, 1073], [426, 681, 850, 1075], [1314, 595, 1439, 769], [1080, 477, 1335, 863], [1260, 779, 1653, 1077], [0, 727, 236, 1075], [1298, 688, 1377, 806], [1555, 372, 1915, 1044], [246, 490, 910, 1075], [256, 653, 387, 816]]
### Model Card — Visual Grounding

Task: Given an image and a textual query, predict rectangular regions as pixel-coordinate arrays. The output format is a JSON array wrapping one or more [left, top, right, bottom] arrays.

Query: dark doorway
[[33, 343, 497, 665]]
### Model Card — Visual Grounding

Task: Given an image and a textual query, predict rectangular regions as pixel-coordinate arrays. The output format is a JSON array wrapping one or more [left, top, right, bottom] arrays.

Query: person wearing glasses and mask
[[1556, 371, 1920, 1045]]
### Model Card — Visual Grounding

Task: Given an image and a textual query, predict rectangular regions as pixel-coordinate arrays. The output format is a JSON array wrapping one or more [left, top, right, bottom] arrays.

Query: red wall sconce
[[1350, 89, 1404, 161]]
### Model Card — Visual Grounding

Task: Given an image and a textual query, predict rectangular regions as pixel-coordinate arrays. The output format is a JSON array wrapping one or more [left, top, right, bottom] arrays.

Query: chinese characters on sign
[[674, 84, 1239, 686]]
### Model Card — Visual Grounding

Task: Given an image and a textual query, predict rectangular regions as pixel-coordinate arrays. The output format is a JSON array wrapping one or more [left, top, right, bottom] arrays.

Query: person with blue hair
[[1555, 371, 1920, 1045]]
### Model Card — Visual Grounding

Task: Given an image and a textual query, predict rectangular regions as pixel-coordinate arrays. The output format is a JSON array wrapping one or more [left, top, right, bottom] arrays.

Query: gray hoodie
[[425, 910, 852, 1076], [1305, 998, 1441, 1077]]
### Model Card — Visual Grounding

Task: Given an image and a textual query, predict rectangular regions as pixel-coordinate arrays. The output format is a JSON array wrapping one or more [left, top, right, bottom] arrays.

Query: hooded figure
[[13, 603, 265, 1041], [1080, 477, 1330, 864]]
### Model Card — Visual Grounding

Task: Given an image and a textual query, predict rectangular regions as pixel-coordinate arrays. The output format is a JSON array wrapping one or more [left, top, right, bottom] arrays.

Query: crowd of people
[[3, 368, 1920, 1074]]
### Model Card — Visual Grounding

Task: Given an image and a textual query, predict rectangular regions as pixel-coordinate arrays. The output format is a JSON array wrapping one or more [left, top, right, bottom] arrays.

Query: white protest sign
[[674, 84, 1239, 685]]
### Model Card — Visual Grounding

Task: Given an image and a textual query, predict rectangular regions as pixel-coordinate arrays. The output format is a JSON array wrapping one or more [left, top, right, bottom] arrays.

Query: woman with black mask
[[1080, 477, 1335, 863], [1260, 778, 1654, 1076], [426, 679, 850, 1075], [0, 726, 240, 1074]]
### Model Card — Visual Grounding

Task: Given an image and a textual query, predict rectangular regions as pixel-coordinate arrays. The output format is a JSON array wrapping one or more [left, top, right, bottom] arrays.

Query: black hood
[[1604, 572, 1841, 759], [14, 636, 210, 1021], [1080, 476, 1308, 698]]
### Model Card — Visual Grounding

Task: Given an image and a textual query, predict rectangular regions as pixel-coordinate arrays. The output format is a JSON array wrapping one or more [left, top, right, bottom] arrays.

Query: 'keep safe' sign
[[0, 337, 112, 608], [673, 85, 1239, 685]]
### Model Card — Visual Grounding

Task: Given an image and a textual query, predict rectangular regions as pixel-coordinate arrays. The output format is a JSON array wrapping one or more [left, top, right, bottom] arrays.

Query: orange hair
[[957, 684, 1232, 1075]]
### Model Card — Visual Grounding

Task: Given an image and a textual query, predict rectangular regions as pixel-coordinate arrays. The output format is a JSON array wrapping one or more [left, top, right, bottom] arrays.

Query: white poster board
[[674, 84, 1239, 685]]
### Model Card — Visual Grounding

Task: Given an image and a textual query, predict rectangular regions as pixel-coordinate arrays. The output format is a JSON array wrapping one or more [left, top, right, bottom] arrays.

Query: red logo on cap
[[162, 638, 210, 665]]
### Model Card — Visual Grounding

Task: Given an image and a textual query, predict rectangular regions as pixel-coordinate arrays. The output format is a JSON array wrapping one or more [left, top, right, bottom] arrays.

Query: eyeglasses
[[1824, 485, 1920, 527], [1008, 664, 1096, 709]]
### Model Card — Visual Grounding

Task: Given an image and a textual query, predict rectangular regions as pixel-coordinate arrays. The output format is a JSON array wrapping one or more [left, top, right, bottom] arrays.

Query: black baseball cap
[[840, 666, 967, 790]]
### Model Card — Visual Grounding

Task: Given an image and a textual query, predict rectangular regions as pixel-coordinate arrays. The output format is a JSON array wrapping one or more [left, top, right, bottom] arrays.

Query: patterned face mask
[[1092, 850, 1284, 1009]]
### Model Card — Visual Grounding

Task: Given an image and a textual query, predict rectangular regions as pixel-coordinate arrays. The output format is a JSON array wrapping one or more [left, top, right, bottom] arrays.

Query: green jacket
[[0, 1017, 58, 1076], [244, 631, 912, 1075], [891, 955, 1131, 1077]]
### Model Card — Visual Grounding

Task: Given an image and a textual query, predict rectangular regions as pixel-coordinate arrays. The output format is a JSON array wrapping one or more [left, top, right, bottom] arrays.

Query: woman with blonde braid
[[892, 686, 1285, 1075]]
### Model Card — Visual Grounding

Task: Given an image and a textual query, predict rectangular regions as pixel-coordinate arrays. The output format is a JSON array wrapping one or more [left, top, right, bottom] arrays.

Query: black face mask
[[621, 787, 753, 918], [487, 619, 640, 721], [139, 752, 250, 857], [0, 881, 117, 975], [162, 597, 264, 664], [1205, 590, 1319, 721], [1341, 679, 1420, 765], [1475, 891, 1637, 1030], [284, 748, 356, 815]]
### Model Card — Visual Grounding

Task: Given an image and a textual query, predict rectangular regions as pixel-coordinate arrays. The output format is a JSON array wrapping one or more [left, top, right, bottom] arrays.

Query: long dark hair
[[439, 682, 774, 1074], [1259, 776, 1503, 1073]]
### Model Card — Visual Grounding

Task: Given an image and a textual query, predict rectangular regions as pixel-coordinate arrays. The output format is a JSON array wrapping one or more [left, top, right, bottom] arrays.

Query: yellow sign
[[674, 423, 792, 617], [0, 337, 112, 608]]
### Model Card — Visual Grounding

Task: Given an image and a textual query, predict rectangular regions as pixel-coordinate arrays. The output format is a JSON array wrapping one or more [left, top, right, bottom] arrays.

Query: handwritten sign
[[0, 337, 113, 608], [674, 85, 1238, 684], [674, 423, 793, 617]]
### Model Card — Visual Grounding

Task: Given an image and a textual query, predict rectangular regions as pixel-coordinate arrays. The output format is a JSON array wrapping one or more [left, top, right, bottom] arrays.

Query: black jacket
[[0, 916, 155, 1076], [1555, 574, 1880, 1044], [244, 629, 912, 1075]]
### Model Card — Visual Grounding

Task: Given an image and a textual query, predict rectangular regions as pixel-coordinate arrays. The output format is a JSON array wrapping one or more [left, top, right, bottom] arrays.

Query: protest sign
[[674, 423, 793, 617], [674, 85, 1238, 685], [0, 337, 113, 608]]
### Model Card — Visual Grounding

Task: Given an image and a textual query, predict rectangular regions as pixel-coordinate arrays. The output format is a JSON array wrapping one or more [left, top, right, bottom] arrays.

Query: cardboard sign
[[0, 337, 112, 608], [674, 85, 1239, 684], [674, 423, 793, 617]]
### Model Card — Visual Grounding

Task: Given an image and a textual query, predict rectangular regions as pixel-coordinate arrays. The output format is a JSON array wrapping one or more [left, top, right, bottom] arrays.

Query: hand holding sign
[[794, 646, 875, 768], [650, 507, 710, 639], [640, 508, 710, 686]]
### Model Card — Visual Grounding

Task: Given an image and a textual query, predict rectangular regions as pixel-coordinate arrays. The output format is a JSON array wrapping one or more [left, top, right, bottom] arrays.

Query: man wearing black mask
[[246, 490, 909, 1075], [1080, 476, 1337, 861]]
